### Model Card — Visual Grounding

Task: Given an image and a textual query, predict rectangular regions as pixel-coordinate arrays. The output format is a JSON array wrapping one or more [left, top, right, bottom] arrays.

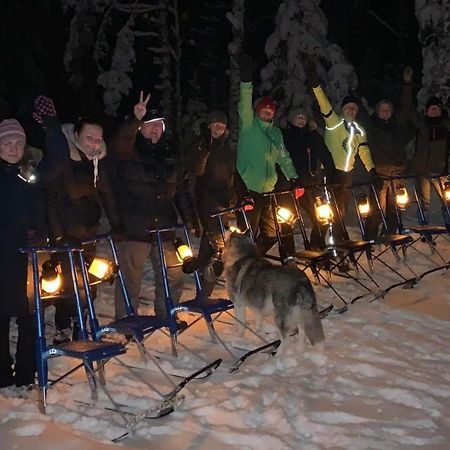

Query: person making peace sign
[[108, 92, 196, 326]]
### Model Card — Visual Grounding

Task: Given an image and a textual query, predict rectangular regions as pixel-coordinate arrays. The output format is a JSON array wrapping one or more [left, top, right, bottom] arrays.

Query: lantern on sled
[[357, 193, 370, 218], [87, 257, 118, 285], [40, 260, 63, 295], [395, 185, 409, 210], [443, 181, 450, 203], [276, 207, 296, 226], [314, 196, 334, 225], [173, 238, 199, 274]]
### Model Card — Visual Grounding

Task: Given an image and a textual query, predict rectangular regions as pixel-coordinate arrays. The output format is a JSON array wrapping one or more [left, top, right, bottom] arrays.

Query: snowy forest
[[0, 0, 448, 144]]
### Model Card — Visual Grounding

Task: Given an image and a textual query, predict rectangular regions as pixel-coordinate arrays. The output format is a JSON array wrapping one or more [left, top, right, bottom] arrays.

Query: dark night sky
[[0, 0, 421, 126]]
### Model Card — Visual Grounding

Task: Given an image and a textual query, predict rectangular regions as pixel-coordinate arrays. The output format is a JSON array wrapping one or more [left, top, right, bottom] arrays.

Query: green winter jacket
[[312, 86, 374, 173], [237, 82, 298, 193]]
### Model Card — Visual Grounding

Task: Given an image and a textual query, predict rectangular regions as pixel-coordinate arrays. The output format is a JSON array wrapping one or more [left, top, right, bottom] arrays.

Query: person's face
[[209, 121, 227, 139], [342, 102, 358, 121], [257, 108, 275, 122], [140, 120, 164, 143], [426, 105, 442, 118], [0, 136, 25, 164], [292, 114, 308, 128], [377, 103, 393, 121], [75, 123, 104, 156]]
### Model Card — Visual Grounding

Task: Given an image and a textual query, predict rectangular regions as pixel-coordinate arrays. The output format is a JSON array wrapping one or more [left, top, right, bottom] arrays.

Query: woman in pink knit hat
[[0, 119, 42, 391]]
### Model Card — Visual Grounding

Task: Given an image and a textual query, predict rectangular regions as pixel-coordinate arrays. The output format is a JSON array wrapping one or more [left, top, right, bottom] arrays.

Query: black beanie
[[426, 96, 443, 110], [207, 110, 228, 125], [341, 94, 359, 110]]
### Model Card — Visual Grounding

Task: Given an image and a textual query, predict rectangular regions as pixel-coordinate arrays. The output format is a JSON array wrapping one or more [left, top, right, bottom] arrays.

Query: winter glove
[[237, 53, 257, 83], [403, 66, 413, 85], [289, 179, 305, 199], [241, 196, 255, 211], [304, 59, 320, 89], [33, 95, 57, 125]]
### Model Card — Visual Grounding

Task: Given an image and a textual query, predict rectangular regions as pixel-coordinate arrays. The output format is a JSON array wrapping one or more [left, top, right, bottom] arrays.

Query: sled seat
[[53, 340, 125, 361]]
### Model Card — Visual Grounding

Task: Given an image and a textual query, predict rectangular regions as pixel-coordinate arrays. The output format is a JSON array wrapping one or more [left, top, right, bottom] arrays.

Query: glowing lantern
[[443, 181, 450, 202], [315, 196, 334, 224], [276, 207, 296, 225], [88, 257, 117, 284], [173, 238, 198, 274], [40, 260, 62, 295], [229, 226, 242, 233], [357, 194, 370, 218], [395, 185, 409, 210]]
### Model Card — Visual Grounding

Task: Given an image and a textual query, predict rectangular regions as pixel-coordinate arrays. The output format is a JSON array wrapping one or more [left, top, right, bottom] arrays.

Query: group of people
[[1, 59, 449, 390]]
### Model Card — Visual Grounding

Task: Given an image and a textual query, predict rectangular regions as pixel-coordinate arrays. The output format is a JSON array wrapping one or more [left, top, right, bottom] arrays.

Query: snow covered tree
[[62, 0, 182, 123], [260, 0, 357, 123], [415, 0, 450, 110], [227, 0, 245, 149]]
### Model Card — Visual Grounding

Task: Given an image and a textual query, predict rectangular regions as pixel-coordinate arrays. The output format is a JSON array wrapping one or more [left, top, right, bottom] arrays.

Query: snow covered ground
[[2, 226, 450, 449]]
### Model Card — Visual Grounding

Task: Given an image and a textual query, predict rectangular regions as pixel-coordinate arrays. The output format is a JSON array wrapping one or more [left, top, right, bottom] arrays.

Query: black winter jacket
[[189, 130, 240, 216], [282, 125, 335, 185], [411, 117, 450, 176], [110, 118, 196, 241], [0, 117, 70, 318], [366, 116, 412, 174], [43, 123, 121, 242]]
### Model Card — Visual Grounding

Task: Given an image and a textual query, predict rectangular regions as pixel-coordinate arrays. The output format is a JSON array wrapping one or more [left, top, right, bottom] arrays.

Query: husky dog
[[222, 232, 325, 345]]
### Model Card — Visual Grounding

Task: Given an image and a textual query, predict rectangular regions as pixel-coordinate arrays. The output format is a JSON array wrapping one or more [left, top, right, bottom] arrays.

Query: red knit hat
[[255, 96, 277, 115], [0, 119, 26, 143]]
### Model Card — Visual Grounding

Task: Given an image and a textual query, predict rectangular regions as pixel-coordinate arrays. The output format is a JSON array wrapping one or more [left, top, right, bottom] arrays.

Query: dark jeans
[[0, 315, 36, 387]]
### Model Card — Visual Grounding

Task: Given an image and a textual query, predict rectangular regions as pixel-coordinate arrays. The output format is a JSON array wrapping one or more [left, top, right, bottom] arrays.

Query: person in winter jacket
[[188, 110, 243, 295], [34, 96, 123, 344], [237, 55, 299, 255], [0, 118, 54, 389], [282, 107, 336, 248], [109, 92, 196, 324], [409, 95, 450, 225], [363, 94, 415, 238], [306, 61, 377, 232]]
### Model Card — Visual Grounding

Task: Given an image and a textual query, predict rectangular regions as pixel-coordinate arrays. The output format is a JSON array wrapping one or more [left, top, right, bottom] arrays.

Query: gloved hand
[[241, 196, 255, 211], [304, 59, 320, 89], [369, 168, 383, 190], [403, 66, 413, 85], [237, 53, 257, 83], [289, 179, 305, 199], [33, 95, 57, 124]]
